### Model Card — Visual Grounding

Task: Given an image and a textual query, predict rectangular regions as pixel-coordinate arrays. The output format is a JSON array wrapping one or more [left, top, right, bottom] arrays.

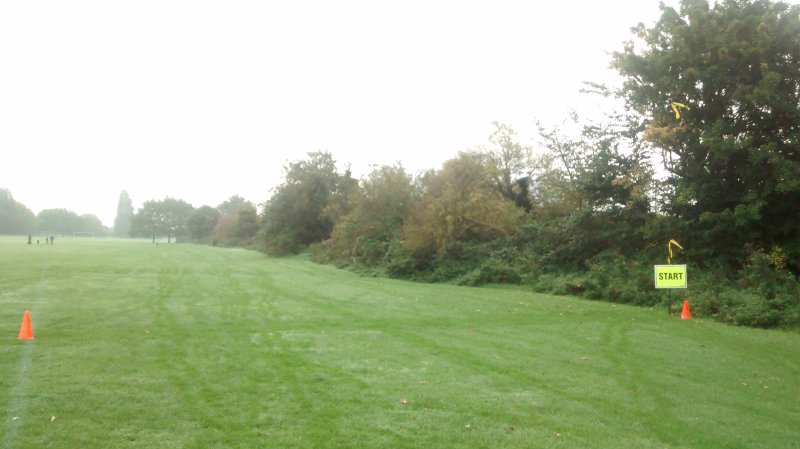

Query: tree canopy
[[130, 198, 194, 243], [258, 152, 347, 255], [37, 209, 83, 234], [113, 191, 134, 237], [0, 188, 35, 234], [612, 0, 800, 270]]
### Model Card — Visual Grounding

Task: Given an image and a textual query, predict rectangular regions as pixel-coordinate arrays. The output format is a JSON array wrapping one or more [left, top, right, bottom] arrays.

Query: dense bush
[[521, 250, 800, 329]]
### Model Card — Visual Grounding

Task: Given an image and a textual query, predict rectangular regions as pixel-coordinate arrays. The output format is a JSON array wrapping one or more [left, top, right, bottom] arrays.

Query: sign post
[[654, 264, 687, 315]]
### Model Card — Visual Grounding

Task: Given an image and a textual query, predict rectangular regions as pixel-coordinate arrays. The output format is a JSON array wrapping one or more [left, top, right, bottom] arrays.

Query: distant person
[[27, 234, 32, 244], [49, 234, 55, 244]]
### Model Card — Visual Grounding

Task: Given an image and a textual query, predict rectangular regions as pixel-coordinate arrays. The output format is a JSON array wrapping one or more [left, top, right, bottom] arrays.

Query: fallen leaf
[[12, 417, 19, 421], [465, 424, 472, 430], [419, 380, 427, 384], [50, 416, 56, 422], [400, 398, 410, 405], [555, 432, 561, 437], [507, 426, 516, 433], [580, 356, 589, 361]]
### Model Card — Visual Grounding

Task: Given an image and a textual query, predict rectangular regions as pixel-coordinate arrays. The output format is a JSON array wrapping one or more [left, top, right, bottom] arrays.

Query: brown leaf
[[400, 398, 410, 405]]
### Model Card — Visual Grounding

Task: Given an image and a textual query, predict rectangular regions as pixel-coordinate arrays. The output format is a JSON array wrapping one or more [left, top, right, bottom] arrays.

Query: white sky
[[0, 0, 685, 226]]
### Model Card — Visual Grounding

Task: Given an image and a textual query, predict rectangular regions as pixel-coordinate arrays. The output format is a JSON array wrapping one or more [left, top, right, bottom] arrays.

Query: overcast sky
[[0, 0, 688, 226]]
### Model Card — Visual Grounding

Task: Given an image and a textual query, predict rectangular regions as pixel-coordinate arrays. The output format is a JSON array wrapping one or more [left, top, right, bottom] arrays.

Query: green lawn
[[1, 236, 798, 448]]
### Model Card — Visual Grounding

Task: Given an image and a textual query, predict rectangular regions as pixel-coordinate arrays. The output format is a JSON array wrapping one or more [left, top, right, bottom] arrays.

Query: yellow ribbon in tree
[[670, 102, 689, 120], [667, 239, 684, 264]]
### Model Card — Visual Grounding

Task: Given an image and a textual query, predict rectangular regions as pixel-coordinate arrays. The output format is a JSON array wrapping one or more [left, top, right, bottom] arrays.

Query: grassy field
[[1, 236, 798, 448]]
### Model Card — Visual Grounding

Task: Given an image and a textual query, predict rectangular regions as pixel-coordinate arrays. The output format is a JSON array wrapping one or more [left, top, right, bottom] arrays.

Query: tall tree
[[113, 191, 134, 237], [481, 122, 534, 211], [612, 0, 800, 270], [0, 188, 36, 234], [258, 152, 343, 255]]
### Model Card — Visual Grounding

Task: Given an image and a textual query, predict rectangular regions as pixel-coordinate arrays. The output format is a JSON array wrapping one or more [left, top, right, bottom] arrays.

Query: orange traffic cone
[[18, 311, 34, 340], [681, 300, 691, 320]]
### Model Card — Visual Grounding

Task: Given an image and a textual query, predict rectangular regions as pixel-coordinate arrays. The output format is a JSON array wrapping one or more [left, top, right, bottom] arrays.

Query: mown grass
[[1, 236, 798, 448]]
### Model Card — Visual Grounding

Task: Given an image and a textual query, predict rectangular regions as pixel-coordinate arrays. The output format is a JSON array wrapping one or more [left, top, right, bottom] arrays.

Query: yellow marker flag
[[667, 239, 684, 264], [670, 102, 689, 120]]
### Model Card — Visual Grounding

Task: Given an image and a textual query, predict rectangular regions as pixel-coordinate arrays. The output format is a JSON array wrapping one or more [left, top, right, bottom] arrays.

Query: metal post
[[668, 289, 672, 316]]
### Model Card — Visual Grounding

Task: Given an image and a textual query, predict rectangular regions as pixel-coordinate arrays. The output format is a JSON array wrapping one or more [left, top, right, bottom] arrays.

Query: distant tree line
[[126, 195, 259, 247], [0, 186, 261, 245], [0, 188, 109, 236]]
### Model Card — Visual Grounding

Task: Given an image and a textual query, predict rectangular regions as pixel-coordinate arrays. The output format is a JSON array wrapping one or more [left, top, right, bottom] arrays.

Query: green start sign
[[654, 265, 687, 289]]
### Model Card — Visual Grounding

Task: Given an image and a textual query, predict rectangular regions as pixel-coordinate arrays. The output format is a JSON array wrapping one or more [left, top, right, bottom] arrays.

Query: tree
[[481, 122, 534, 211], [327, 164, 416, 265], [234, 206, 260, 242], [195, 196, 261, 247], [37, 209, 83, 234], [212, 203, 259, 247], [0, 188, 36, 234], [258, 152, 344, 255], [130, 200, 163, 242], [612, 0, 800, 270], [323, 166, 359, 227], [526, 112, 655, 269], [130, 198, 193, 243], [113, 191, 134, 237], [187, 206, 220, 242], [534, 116, 591, 214], [402, 152, 526, 259], [159, 198, 194, 243], [217, 195, 252, 215], [79, 214, 108, 235]]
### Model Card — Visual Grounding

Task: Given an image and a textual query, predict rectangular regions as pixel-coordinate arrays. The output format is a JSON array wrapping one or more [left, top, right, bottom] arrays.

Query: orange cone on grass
[[681, 300, 691, 320], [18, 311, 33, 340]]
